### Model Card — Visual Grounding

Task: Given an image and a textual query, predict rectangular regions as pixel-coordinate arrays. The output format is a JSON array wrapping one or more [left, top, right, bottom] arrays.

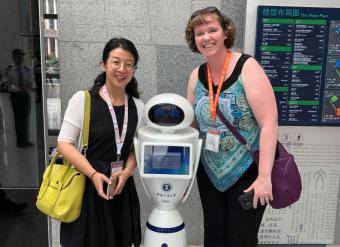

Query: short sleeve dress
[[60, 93, 142, 247]]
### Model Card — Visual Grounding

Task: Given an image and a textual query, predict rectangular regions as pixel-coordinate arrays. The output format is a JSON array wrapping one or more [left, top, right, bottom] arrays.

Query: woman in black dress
[[57, 38, 144, 247]]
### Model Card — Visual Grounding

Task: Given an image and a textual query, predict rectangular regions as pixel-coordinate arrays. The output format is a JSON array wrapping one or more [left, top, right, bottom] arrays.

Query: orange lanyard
[[207, 50, 231, 125]]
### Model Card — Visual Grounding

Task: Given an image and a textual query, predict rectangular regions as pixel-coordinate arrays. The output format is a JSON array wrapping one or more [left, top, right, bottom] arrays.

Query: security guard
[[3, 49, 34, 148]]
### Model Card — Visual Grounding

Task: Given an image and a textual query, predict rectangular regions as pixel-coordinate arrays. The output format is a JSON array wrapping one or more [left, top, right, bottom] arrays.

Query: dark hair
[[12, 48, 25, 57], [90, 37, 140, 98], [185, 7, 236, 53]]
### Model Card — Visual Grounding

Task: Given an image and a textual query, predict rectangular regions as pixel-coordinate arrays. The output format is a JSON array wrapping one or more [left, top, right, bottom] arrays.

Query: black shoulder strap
[[197, 54, 252, 91], [228, 53, 252, 83], [198, 62, 207, 85]]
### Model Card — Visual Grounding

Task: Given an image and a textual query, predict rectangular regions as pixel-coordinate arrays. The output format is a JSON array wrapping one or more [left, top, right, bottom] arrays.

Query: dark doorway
[[0, 0, 49, 246]]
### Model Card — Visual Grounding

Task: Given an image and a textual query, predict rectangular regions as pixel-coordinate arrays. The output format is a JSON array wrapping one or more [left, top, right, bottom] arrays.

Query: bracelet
[[90, 171, 98, 181]]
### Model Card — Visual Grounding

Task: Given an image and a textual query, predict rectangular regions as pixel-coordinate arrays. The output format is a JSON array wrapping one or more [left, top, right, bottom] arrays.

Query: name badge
[[110, 160, 123, 176], [205, 129, 221, 153]]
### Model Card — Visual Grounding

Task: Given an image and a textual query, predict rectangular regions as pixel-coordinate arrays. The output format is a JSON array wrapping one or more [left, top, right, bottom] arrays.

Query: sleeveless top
[[194, 54, 260, 192], [60, 93, 142, 247]]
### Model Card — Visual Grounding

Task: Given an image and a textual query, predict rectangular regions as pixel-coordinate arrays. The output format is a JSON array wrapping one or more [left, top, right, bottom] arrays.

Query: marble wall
[[57, 0, 245, 111], [54, 0, 340, 246]]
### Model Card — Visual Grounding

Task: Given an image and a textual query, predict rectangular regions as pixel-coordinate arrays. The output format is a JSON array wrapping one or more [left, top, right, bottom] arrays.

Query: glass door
[[0, 0, 49, 246]]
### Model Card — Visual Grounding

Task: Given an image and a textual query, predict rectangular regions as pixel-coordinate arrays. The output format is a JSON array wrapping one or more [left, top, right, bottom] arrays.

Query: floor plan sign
[[254, 6, 340, 126], [244, 0, 340, 244]]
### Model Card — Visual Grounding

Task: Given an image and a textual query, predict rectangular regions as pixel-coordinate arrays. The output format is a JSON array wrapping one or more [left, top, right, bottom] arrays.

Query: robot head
[[144, 93, 194, 132]]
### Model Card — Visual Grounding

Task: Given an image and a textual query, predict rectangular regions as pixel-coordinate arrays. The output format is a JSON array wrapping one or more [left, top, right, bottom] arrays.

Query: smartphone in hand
[[106, 177, 118, 197], [237, 191, 255, 211]]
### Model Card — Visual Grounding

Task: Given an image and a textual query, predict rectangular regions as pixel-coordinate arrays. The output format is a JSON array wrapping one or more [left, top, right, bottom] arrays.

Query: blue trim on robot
[[146, 221, 185, 233]]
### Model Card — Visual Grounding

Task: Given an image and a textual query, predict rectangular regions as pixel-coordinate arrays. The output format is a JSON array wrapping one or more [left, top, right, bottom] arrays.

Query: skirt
[[60, 176, 141, 247]]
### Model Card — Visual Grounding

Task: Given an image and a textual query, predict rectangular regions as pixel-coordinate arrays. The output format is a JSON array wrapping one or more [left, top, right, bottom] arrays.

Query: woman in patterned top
[[185, 6, 278, 247]]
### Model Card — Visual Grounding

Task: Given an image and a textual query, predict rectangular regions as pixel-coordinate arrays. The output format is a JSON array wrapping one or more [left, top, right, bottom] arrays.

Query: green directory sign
[[255, 6, 340, 126]]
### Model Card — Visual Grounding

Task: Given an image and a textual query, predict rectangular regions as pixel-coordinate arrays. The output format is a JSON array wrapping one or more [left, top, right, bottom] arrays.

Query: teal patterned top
[[194, 57, 260, 191]]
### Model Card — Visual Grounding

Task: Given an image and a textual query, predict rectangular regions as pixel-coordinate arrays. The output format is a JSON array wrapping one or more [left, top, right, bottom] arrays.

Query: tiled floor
[[0, 189, 48, 246]]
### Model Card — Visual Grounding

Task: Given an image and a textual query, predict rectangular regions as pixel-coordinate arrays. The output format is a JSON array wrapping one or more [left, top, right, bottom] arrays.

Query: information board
[[254, 6, 340, 126], [245, 1, 340, 244]]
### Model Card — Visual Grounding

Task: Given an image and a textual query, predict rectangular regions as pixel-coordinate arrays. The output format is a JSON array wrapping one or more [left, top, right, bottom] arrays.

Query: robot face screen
[[148, 104, 184, 126]]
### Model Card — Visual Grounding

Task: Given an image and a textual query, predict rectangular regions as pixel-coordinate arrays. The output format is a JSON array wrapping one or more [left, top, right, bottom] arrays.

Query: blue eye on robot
[[149, 104, 185, 126]]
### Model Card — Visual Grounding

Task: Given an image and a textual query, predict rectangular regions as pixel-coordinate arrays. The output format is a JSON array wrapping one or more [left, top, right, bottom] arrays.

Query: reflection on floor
[[0, 91, 48, 246], [0, 189, 48, 247], [0, 92, 39, 187]]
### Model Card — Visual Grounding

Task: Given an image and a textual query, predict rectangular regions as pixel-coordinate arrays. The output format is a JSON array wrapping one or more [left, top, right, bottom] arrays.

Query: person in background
[[185, 7, 278, 246], [57, 38, 144, 247], [3, 49, 35, 148], [0, 68, 27, 216]]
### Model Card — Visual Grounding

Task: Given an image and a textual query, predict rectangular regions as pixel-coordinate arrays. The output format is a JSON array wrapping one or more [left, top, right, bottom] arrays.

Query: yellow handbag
[[36, 90, 91, 223]]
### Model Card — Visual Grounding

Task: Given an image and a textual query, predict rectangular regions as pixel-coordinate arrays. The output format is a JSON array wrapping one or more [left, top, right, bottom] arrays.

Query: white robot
[[134, 93, 202, 247]]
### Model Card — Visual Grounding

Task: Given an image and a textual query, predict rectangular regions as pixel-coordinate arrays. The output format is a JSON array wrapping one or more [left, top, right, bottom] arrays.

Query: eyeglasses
[[190, 6, 219, 20], [109, 58, 137, 72]]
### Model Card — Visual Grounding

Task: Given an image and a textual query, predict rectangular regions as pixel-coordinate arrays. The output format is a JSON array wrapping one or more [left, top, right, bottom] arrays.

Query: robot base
[[143, 208, 187, 247]]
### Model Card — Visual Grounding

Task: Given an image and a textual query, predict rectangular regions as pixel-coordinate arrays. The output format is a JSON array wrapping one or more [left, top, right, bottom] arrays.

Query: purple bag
[[252, 141, 302, 209], [217, 108, 302, 209]]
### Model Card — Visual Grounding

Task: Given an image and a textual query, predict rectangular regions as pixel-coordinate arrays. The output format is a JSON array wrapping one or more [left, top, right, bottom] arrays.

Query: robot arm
[[182, 139, 202, 203], [134, 137, 151, 199]]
